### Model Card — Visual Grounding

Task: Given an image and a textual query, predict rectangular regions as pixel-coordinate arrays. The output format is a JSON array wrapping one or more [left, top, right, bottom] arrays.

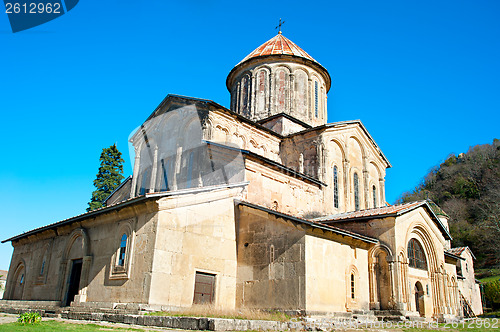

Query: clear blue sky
[[1, 0, 499, 270]]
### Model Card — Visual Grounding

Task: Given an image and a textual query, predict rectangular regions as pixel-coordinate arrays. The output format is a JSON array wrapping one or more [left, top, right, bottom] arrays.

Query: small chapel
[[2, 31, 482, 321]]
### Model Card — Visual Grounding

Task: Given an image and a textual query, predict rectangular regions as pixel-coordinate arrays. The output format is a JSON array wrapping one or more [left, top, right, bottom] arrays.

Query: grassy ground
[[481, 309, 500, 317], [479, 275, 500, 283], [477, 268, 500, 283], [1, 317, 499, 332], [0, 320, 144, 331]]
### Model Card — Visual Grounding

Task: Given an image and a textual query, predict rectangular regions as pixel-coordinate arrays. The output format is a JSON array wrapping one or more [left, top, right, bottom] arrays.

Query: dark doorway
[[193, 272, 215, 304], [414, 281, 425, 317], [375, 251, 391, 309], [66, 259, 82, 306]]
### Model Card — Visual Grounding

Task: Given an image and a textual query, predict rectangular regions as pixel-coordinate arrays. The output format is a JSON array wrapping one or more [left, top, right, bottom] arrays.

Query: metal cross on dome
[[275, 18, 285, 34]]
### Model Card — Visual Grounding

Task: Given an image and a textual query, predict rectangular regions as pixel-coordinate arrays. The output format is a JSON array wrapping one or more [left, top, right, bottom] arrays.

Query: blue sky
[[0, 0, 499, 270]]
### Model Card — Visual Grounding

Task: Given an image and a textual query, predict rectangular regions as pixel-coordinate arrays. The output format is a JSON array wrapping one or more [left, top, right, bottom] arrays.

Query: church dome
[[227, 33, 331, 128], [237, 33, 318, 65]]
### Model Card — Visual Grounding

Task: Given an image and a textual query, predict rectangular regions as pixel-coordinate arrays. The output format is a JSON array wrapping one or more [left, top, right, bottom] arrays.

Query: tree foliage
[[87, 144, 125, 212], [397, 139, 500, 268], [484, 280, 500, 309]]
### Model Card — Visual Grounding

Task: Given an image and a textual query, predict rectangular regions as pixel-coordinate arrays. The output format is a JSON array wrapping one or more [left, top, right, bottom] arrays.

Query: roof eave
[[237, 200, 378, 244], [445, 251, 466, 261], [285, 120, 392, 169]]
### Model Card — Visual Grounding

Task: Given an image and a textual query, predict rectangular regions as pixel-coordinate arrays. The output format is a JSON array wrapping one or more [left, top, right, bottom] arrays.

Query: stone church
[[2, 32, 482, 320]]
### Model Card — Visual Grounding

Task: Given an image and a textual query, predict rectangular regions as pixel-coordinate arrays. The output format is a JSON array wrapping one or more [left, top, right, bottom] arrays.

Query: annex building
[[2, 32, 482, 320]]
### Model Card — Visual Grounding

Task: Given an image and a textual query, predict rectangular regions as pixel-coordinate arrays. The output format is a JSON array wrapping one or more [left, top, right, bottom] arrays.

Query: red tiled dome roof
[[238, 33, 318, 65]]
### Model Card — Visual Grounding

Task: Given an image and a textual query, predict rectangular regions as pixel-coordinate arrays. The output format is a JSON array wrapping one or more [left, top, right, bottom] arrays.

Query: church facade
[[2, 33, 482, 320]]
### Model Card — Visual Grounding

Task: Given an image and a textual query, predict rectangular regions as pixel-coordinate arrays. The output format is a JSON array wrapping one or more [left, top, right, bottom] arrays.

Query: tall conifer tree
[[87, 144, 125, 211]]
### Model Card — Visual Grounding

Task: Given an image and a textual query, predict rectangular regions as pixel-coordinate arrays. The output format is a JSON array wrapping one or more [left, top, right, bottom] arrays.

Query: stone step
[[65, 308, 140, 316], [407, 316, 426, 322], [378, 315, 407, 322], [352, 309, 376, 316], [373, 310, 405, 316]]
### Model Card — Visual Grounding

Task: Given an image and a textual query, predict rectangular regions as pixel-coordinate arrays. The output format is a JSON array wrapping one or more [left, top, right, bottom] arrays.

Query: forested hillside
[[398, 139, 500, 268]]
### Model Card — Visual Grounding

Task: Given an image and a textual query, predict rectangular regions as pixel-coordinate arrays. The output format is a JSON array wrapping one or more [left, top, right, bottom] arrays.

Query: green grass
[[0, 320, 144, 331], [476, 268, 500, 283], [479, 275, 500, 283], [481, 309, 500, 318]]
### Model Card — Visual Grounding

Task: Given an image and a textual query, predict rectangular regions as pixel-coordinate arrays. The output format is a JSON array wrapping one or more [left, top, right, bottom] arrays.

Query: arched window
[[118, 234, 127, 266], [372, 185, 377, 208], [350, 273, 355, 299], [255, 70, 268, 117], [353, 173, 360, 211], [314, 81, 319, 117], [276, 69, 287, 113], [239, 73, 251, 116], [408, 238, 427, 270], [333, 166, 339, 208]]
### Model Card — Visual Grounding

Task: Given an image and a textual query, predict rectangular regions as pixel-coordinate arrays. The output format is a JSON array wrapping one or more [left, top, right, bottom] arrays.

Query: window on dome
[[353, 173, 360, 211], [314, 81, 319, 117], [333, 166, 339, 208], [408, 238, 427, 270]]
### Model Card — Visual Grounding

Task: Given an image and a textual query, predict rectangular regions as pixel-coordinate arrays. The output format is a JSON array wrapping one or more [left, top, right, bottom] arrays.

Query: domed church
[[2, 32, 482, 321]]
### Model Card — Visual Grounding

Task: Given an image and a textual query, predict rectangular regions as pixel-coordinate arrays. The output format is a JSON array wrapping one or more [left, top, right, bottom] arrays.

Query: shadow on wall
[[128, 104, 245, 196]]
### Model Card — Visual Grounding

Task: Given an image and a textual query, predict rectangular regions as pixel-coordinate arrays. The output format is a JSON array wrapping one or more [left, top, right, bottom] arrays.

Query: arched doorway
[[61, 230, 87, 306], [11, 263, 25, 300], [369, 245, 393, 310], [415, 281, 425, 316], [376, 251, 391, 309]]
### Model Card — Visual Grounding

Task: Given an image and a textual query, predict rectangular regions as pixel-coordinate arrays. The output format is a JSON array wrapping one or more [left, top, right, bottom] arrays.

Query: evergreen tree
[[87, 144, 125, 212]]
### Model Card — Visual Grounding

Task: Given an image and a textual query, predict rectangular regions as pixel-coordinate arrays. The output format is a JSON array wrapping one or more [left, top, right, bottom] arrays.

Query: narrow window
[[186, 152, 194, 188], [353, 173, 360, 211], [40, 260, 45, 275], [314, 81, 319, 117], [333, 166, 339, 208], [351, 273, 355, 299], [20, 274, 24, 285], [118, 234, 127, 266], [372, 185, 377, 208], [270, 245, 275, 263]]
